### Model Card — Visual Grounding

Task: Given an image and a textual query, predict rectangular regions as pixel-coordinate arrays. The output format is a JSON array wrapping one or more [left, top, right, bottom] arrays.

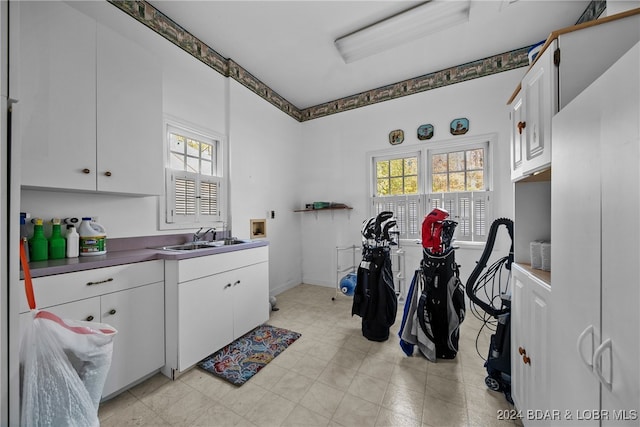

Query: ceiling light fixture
[[335, 0, 471, 64]]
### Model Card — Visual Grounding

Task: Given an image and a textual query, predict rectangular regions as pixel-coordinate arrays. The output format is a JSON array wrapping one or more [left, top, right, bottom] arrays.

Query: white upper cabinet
[[16, 1, 97, 191], [520, 42, 555, 176], [96, 23, 163, 195], [14, 2, 162, 195], [510, 93, 525, 181], [508, 10, 640, 182], [510, 41, 557, 181]]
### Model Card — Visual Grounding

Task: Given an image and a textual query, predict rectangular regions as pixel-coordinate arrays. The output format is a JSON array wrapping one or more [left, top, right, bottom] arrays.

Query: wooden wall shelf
[[294, 206, 352, 212]]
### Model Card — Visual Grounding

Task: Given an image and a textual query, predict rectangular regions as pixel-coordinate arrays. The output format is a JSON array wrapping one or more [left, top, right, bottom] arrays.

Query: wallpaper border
[[107, 1, 593, 122]]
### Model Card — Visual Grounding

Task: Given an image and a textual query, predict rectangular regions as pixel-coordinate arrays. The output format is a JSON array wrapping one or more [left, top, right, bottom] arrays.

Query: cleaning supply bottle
[[66, 224, 79, 258], [20, 213, 30, 262], [79, 218, 107, 256], [29, 218, 48, 261], [48, 218, 66, 260]]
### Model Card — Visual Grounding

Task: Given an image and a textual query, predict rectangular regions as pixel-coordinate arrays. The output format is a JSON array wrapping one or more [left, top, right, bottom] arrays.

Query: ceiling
[[147, 1, 591, 110]]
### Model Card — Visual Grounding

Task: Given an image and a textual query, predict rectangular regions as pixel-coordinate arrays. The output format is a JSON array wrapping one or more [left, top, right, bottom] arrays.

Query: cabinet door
[[599, 45, 639, 423], [549, 67, 602, 422], [19, 297, 102, 344], [101, 282, 165, 397], [178, 271, 234, 371], [527, 279, 550, 422], [96, 23, 163, 196], [510, 93, 525, 181], [521, 41, 556, 176], [510, 266, 528, 412], [511, 265, 551, 424], [16, 1, 96, 191], [232, 262, 269, 339]]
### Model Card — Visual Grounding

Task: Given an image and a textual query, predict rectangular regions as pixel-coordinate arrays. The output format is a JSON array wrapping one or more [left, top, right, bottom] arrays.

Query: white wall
[[606, 0, 640, 15], [228, 79, 304, 295], [299, 69, 523, 289]]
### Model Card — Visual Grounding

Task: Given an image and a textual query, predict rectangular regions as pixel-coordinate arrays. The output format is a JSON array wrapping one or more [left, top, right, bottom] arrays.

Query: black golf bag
[[399, 209, 465, 361], [466, 218, 514, 404], [351, 211, 398, 342], [417, 248, 466, 359]]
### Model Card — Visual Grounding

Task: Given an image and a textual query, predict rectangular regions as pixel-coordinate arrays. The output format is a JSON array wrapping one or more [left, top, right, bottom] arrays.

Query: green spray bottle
[[29, 218, 48, 261], [48, 218, 66, 260]]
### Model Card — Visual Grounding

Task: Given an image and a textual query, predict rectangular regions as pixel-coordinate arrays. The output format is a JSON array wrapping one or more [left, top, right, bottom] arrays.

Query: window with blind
[[370, 138, 492, 242], [164, 122, 224, 226]]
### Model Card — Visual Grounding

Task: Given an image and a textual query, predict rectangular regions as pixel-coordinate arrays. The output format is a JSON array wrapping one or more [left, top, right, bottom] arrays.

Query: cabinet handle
[[109, 309, 116, 315], [105, 171, 112, 177], [233, 280, 241, 286], [86, 315, 94, 321], [576, 325, 595, 370], [82, 168, 91, 174], [593, 338, 612, 391], [523, 355, 531, 365], [517, 121, 526, 134], [224, 283, 232, 289], [518, 346, 527, 356], [87, 278, 114, 286]]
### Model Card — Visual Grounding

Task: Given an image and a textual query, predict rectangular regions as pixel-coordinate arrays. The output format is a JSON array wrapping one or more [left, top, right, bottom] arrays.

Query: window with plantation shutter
[[199, 178, 220, 219], [175, 175, 196, 216], [372, 195, 422, 239], [473, 191, 491, 240], [370, 136, 493, 243], [163, 120, 225, 228], [427, 191, 490, 242], [457, 193, 472, 239]]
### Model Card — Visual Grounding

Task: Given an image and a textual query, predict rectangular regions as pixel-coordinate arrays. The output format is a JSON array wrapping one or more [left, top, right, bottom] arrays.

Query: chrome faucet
[[193, 227, 215, 242]]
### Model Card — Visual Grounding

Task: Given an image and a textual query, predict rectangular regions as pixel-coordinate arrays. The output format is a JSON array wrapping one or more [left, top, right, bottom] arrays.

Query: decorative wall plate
[[417, 124, 434, 140], [450, 118, 469, 135], [389, 129, 404, 145]]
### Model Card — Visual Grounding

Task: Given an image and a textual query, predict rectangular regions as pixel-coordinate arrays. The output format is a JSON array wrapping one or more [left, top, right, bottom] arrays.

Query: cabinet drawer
[[176, 246, 269, 283], [19, 260, 164, 313]]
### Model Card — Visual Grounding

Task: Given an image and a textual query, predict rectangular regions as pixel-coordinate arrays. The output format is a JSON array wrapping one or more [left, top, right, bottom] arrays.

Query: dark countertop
[[22, 234, 269, 279]]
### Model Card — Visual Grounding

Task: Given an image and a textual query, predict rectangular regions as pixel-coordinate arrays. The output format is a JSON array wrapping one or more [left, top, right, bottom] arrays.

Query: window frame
[[160, 116, 228, 230], [368, 134, 495, 243], [373, 152, 421, 197], [427, 140, 490, 193]]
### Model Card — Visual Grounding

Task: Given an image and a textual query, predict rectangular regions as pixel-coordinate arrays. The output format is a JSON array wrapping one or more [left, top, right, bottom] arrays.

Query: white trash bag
[[20, 309, 117, 427]]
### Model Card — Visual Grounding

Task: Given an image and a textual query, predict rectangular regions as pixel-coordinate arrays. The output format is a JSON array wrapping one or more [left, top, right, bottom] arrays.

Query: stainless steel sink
[[223, 239, 247, 245], [155, 242, 218, 251], [154, 239, 250, 251]]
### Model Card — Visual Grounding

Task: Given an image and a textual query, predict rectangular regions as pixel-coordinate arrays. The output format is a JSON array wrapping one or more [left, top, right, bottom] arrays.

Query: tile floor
[[98, 283, 521, 426]]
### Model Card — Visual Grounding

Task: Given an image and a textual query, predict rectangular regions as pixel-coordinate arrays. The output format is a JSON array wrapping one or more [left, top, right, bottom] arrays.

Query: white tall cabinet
[[508, 10, 640, 425], [549, 43, 639, 425]]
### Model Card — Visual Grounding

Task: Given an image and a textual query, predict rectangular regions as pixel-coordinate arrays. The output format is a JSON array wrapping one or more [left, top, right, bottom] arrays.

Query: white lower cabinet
[[178, 270, 234, 370], [19, 261, 165, 399], [100, 282, 165, 397], [164, 246, 270, 377], [511, 264, 550, 425]]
